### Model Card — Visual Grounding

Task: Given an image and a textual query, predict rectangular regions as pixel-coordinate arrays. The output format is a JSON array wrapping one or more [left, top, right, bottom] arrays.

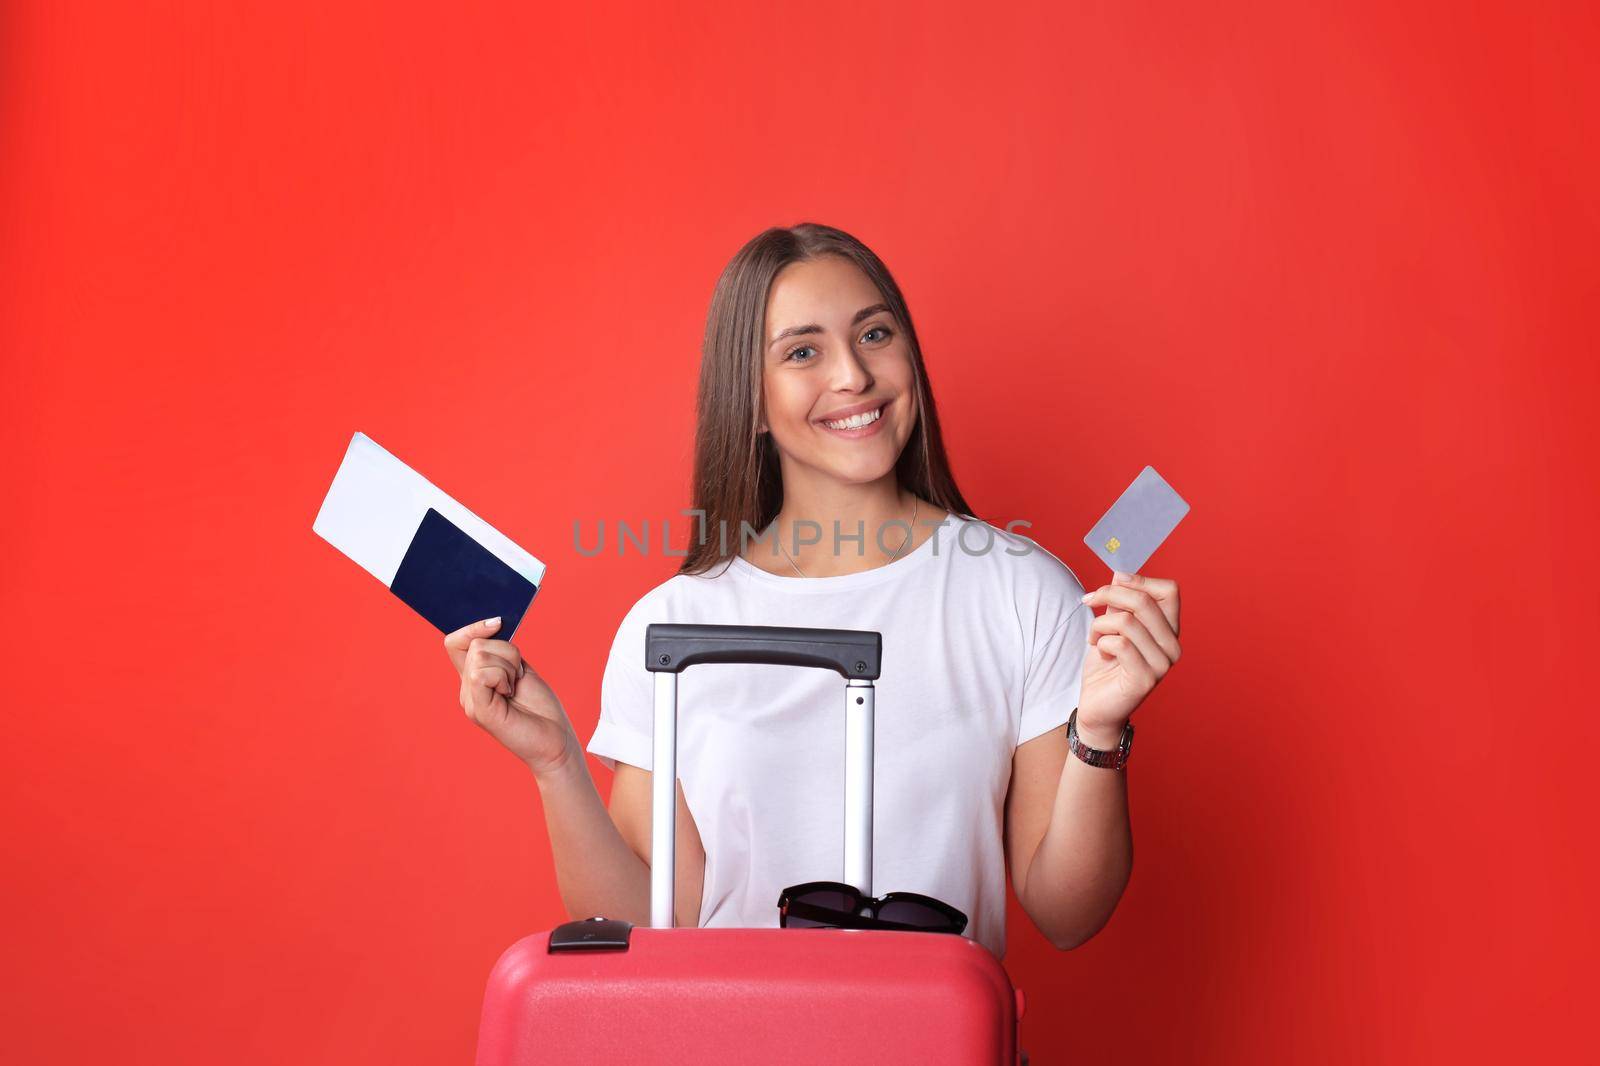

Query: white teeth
[[822, 406, 883, 430]]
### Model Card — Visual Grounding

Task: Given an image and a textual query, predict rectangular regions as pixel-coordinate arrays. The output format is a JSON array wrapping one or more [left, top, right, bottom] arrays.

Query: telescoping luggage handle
[[643, 623, 883, 929]]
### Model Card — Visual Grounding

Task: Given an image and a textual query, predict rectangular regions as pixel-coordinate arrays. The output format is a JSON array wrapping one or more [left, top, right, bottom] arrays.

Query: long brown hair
[[679, 222, 976, 576]]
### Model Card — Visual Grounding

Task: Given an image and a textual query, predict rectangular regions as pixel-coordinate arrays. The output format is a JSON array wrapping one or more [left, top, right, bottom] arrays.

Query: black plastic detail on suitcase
[[644, 623, 881, 679], [548, 917, 633, 953]]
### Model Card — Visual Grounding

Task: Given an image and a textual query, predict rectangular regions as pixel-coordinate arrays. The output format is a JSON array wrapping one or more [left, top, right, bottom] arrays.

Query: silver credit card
[[1084, 466, 1190, 573]]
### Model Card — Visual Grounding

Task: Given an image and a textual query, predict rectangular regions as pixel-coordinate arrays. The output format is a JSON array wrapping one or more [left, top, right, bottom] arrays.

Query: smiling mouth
[[819, 403, 886, 431]]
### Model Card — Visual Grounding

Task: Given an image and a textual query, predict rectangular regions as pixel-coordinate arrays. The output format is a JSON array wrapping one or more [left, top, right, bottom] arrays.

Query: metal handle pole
[[651, 671, 678, 928], [844, 679, 875, 897]]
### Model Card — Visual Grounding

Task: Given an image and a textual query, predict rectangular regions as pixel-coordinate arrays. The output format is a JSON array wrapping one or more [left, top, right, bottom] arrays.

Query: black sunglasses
[[778, 881, 969, 935]]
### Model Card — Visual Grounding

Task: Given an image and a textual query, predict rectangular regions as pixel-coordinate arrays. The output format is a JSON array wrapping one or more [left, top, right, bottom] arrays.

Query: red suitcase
[[476, 624, 1024, 1065]]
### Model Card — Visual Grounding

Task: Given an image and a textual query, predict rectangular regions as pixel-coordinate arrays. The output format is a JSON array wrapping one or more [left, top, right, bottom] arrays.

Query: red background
[[2, 2, 1594, 1062]]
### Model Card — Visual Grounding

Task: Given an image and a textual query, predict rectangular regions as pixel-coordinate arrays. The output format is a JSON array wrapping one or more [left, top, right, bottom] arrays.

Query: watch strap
[[1066, 707, 1133, 770]]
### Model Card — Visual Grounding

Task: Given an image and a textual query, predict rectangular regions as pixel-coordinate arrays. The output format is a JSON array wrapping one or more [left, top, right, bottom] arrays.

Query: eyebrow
[[768, 303, 893, 349]]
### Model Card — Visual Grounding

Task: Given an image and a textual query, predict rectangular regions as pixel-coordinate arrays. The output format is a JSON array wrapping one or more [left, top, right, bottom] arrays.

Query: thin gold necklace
[[774, 496, 920, 579]]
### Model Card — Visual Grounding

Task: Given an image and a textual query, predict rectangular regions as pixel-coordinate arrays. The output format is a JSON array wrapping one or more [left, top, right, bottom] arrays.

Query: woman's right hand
[[443, 617, 581, 778]]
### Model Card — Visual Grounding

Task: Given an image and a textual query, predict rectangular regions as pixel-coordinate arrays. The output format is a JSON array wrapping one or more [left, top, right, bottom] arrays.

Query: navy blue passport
[[389, 508, 538, 640]]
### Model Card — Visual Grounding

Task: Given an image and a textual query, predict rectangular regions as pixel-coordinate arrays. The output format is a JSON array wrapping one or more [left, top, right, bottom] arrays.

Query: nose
[[826, 344, 874, 393]]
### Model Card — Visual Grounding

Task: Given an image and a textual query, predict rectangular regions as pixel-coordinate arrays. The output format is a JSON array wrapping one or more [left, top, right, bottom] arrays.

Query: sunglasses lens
[[784, 888, 857, 929], [876, 897, 963, 933]]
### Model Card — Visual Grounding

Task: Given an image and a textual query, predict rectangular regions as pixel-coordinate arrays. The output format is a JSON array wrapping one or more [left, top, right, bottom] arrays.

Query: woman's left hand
[[1076, 571, 1182, 742]]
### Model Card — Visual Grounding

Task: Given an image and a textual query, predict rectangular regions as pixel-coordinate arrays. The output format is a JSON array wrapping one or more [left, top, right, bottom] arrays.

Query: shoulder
[[942, 515, 1089, 600], [938, 515, 1093, 645], [629, 561, 738, 613], [609, 563, 738, 642]]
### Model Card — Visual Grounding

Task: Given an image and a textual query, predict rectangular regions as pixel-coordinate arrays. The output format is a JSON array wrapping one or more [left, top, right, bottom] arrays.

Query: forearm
[[1018, 720, 1134, 950], [532, 755, 652, 925]]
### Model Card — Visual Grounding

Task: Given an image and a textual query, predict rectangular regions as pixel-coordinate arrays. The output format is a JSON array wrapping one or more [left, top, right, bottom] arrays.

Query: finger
[[505, 660, 546, 711], [444, 616, 503, 670], [463, 671, 502, 722], [467, 640, 524, 696], [1086, 584, 1173, 645], [1082, 584, 1180, 653], [469, 636, 523, 669], [462, 673, 487, 718], [468, 654, 516, 699], [479, 664, 515, 699], [468, 640, 523, 679], [1089, 610, 1171, 677], [1112, 571, 1180, 635], [1092, 632, 1156, 687]]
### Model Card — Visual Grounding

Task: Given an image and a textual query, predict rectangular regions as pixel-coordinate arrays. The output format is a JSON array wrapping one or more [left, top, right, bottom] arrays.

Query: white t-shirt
[[586, 513, 1094, 960]]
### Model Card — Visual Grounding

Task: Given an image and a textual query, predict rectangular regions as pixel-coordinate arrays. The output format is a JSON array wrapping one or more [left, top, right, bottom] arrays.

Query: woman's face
[[759, 255, 918, 488]]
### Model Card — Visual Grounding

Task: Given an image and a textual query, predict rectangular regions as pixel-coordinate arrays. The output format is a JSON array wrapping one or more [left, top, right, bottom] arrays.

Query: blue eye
[[785, 345, 817, 363], [863, 326, 892, 343]]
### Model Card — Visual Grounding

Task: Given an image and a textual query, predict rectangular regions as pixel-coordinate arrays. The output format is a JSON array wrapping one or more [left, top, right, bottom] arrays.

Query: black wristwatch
[[1066, 708, 1133, 770]]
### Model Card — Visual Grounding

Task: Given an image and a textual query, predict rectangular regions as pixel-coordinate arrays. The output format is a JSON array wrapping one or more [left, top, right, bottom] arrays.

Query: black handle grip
[[645, 623, 881, 680]]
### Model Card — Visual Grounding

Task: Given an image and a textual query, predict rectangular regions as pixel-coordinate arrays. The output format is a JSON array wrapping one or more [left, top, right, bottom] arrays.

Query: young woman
[[442, 223, 1183, 959]]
